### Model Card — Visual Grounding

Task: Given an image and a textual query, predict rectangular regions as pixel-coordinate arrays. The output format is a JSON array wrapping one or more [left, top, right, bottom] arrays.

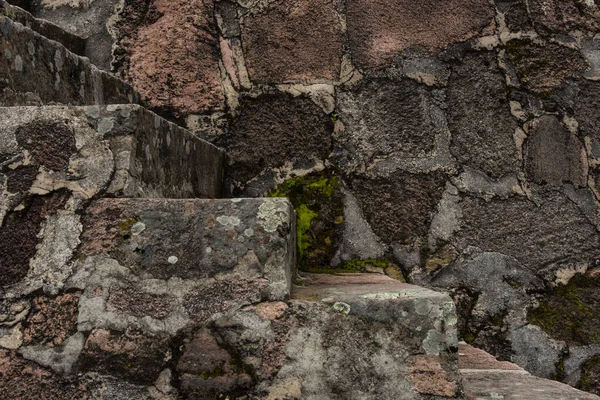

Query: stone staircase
[[0, 3, 599, 399]]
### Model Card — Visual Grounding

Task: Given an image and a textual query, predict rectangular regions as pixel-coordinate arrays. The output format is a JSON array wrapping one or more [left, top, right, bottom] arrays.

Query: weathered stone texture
[[0, 0, 86, 57], [575, 80, 600, 140], [79, 328, 171, 384], [0, 16, 137, 106], [22, 292, 79, 347], [524, 115, 587, 187], [222, 93, 333, 189], [527, 0, 600, 34], [349, 171, 447, 244], [457, 194, 600, 275], [504, 39, 588, 93], [447, 52, 519, 178], [337, 78, 440, 168], [116, 0, 224, 116], [30, 0, 120, 70], [496, 0, 533, 32], [346, 0, 494, 69], [241, 0, 343, 82], [0, 349, 87, 399]]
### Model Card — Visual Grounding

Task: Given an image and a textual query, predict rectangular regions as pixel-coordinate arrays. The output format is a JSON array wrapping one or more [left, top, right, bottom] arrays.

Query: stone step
[[0, 104, 225, 292], [0, 197, 296, 398], [289, 272, 462, 398], [0, 0, 85, 56], [0, 13, 138, 106], [459, 343, 600, 400], [0, 104, 223, 203]]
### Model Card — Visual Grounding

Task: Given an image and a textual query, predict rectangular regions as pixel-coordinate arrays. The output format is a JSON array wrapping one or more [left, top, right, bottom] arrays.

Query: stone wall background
[[14, 0, 600, 395]]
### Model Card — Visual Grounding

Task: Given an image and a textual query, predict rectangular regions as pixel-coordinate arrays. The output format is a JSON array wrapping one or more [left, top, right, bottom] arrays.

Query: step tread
[[460, 344, 600, 399]]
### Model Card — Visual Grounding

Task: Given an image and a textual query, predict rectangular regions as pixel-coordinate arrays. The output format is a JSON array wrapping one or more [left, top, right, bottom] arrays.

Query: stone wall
[[18, 0, 600, 395]]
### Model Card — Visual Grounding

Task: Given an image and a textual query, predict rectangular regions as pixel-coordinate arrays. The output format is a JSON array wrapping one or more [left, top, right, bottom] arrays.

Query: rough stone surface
[[115, 0, 224, 117], [348, 171, 447, 244], [222, 93, 333, 191], [0, 15, 138, 106], [460, 342, 600, 399], [241, 0, 343, 83], [79, 328, 171, 385], [30, 0, 120, 70], [504, 39, 588, 93], [0, 349, 87, 399], [433, 250, 544, 361], [0, 0, 85, 56], [337, 78, 442, 171], [22, 292, 79, 346], [78, 198, 294, 300], [447, 51, 519, 178], [346, 0, 494, 69], [457, 193, 600, 276], [524, 115, 587, 187], [575, 80, 600, 140], [527, 0, 600, 34]]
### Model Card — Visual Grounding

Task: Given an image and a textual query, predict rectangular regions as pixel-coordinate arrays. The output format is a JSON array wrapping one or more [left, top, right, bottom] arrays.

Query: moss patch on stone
[[578, 355, 600, 395], [269, 172, 343, 271], [528, 274, 600, 346]]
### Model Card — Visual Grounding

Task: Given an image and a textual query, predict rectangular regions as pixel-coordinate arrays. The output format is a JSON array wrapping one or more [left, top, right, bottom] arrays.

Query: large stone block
[[0, 15, 138, 106], [456, 193, 600, 277], [346, 0, 494, 69], [115, 0, 224, 116], [241, 0, 343, 83], [524, 115, 587, 187], [447, 51, 519, 179]]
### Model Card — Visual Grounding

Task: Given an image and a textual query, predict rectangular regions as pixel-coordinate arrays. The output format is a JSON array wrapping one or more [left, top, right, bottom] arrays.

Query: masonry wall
[[18, 0, 600, 394]]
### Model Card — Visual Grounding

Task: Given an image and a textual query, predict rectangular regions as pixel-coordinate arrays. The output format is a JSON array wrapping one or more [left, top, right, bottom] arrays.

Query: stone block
[[115, 0, 224, 116], [70, 198, 295, 333], [241, 0, 343, 83], [346, 0, 494, 69], [0, 15, 138, 106]]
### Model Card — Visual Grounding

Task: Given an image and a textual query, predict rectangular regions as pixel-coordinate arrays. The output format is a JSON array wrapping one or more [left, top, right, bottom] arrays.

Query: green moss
[[528, 273, 600, 346], [491, 314, 505, 328], [343, 258, 391, 271], [578, 355, 600, 395], [296, 204, 318, 259], [463, 331, 476, 344], [554, 359, 566, 382], [268, 173, 343, 271], [198, 364, 224, 380], [330, 111, 339, 122]]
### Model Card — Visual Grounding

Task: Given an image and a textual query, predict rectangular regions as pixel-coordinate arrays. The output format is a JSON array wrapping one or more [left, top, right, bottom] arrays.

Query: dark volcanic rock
[[504, 39, 588, 93], [0, 349, 86, 399], [447, 51, 519, 178], [528, 0, 600, 34], [337, 78, 440, 166], [223, 93, 333, 188], [457, 193, 600, 275], [524, 115, 587, 187], [346, 0, 494, 69], [241, 0, 343, 83], [115, 0, 224, 117], [14, 119, 76, 171], [349, 171, 447, 244], [496, 0, 533, 32], [575, 80, 600, 140], [176, 328, 253, 399], [23, 292, 80, 347], [79, 328, 171, 385]]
